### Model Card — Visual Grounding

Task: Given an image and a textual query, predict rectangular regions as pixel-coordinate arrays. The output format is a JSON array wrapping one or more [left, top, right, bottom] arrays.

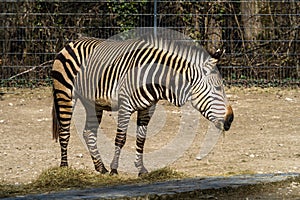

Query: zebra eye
[[203, 68, 210, 76], [215, 86, 222, 91]]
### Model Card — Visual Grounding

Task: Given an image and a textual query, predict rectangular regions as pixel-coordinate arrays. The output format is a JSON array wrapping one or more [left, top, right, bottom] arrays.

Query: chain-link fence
[[0, 1, 299, 88]]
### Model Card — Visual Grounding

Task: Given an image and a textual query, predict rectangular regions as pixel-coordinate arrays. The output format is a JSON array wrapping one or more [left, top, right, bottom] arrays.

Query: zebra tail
[[52, 101, 60, 142]]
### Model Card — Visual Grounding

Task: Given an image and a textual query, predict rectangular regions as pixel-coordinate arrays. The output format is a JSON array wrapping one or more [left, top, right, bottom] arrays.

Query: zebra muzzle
[[224, 105, 234, 131], [196, 105, 233, 160]]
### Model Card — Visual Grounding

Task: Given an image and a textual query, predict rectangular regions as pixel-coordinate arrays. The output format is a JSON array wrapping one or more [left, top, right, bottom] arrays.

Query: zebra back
[[52, 37, 105, 85]]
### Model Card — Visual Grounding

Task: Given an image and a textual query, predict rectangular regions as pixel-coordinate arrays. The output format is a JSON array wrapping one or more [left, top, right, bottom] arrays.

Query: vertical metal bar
[[154, 0, 157, 36]]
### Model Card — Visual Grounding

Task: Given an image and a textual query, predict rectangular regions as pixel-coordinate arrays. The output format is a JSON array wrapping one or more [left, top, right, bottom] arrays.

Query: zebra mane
[[140, 32, 212, 68]]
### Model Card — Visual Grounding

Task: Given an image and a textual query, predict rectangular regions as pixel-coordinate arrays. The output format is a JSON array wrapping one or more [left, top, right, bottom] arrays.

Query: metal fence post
[[154, 0, 157, 36]]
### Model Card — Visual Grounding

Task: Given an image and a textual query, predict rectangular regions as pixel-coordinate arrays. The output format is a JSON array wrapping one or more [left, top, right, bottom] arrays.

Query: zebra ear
[[211, 49, 225, 60]]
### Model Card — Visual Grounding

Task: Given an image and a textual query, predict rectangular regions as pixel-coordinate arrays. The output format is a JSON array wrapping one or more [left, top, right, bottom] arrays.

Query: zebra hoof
[[138, 168, 149, 177], [99, 167, 109, 174], [96, 165, 109, 174], [138, 172, 149, 177], [102, 167, 109, 174], [110, 169, 118, 176]]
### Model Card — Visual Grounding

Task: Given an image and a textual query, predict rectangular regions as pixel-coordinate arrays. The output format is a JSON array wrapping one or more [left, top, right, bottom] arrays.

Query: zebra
[[52, 30, 234, 176]]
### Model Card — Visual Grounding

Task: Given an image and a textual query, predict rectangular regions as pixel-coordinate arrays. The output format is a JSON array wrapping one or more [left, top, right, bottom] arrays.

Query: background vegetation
[[0, 0, 299, 87]]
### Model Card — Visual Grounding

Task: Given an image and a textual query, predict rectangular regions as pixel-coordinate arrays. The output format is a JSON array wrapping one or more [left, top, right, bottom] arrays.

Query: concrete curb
[[6, 173, 299, 200]]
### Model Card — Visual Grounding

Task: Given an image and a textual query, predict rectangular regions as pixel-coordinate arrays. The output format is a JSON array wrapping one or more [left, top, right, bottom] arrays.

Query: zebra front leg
[[135, 105, 156, 176], [135, 125, 148, 176], [110, 108, 132, 175], [109, 130, 126, 175]]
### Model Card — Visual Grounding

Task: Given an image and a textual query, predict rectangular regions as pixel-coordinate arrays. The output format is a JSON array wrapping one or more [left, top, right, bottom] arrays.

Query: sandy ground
[[0, 87, 299, 189]]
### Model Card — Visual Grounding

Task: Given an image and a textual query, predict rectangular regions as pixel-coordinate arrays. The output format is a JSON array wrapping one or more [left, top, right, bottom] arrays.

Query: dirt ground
[[0, 87, 299, 195]]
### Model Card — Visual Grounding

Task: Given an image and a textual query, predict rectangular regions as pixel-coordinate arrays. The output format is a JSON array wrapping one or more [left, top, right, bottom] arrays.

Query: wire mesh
[[0, 1, 299, 88]]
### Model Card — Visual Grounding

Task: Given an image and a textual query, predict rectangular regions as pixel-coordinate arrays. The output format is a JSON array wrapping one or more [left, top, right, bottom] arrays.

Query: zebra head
[[191, 56, 234, 132]]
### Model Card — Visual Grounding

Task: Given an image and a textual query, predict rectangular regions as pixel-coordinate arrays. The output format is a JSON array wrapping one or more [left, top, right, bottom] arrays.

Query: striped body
[[52, 35, 233, 175], [76, 39, 193, 109]]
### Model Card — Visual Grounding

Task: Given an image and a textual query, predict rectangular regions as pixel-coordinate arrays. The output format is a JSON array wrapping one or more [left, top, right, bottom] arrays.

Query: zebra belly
[[94, 97, 118, 111]]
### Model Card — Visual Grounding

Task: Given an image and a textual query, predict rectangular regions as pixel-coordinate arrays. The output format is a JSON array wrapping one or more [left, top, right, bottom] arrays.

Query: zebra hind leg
[[83, 130, 108, 174], [53, 99, 73, 168], [59, 128, 70, 167], [135, 105, 156, 176], [83, 107, 108, 174]]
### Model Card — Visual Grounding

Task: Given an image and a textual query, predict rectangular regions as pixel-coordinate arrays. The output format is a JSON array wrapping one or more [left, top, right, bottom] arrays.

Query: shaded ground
[[0, 87, 299, 198]]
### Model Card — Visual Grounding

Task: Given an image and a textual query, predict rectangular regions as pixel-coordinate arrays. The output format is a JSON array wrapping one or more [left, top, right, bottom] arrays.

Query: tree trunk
[[289, 0, 300, 78], [205, 3, 224, 54], [241, 1, 263, 44]]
